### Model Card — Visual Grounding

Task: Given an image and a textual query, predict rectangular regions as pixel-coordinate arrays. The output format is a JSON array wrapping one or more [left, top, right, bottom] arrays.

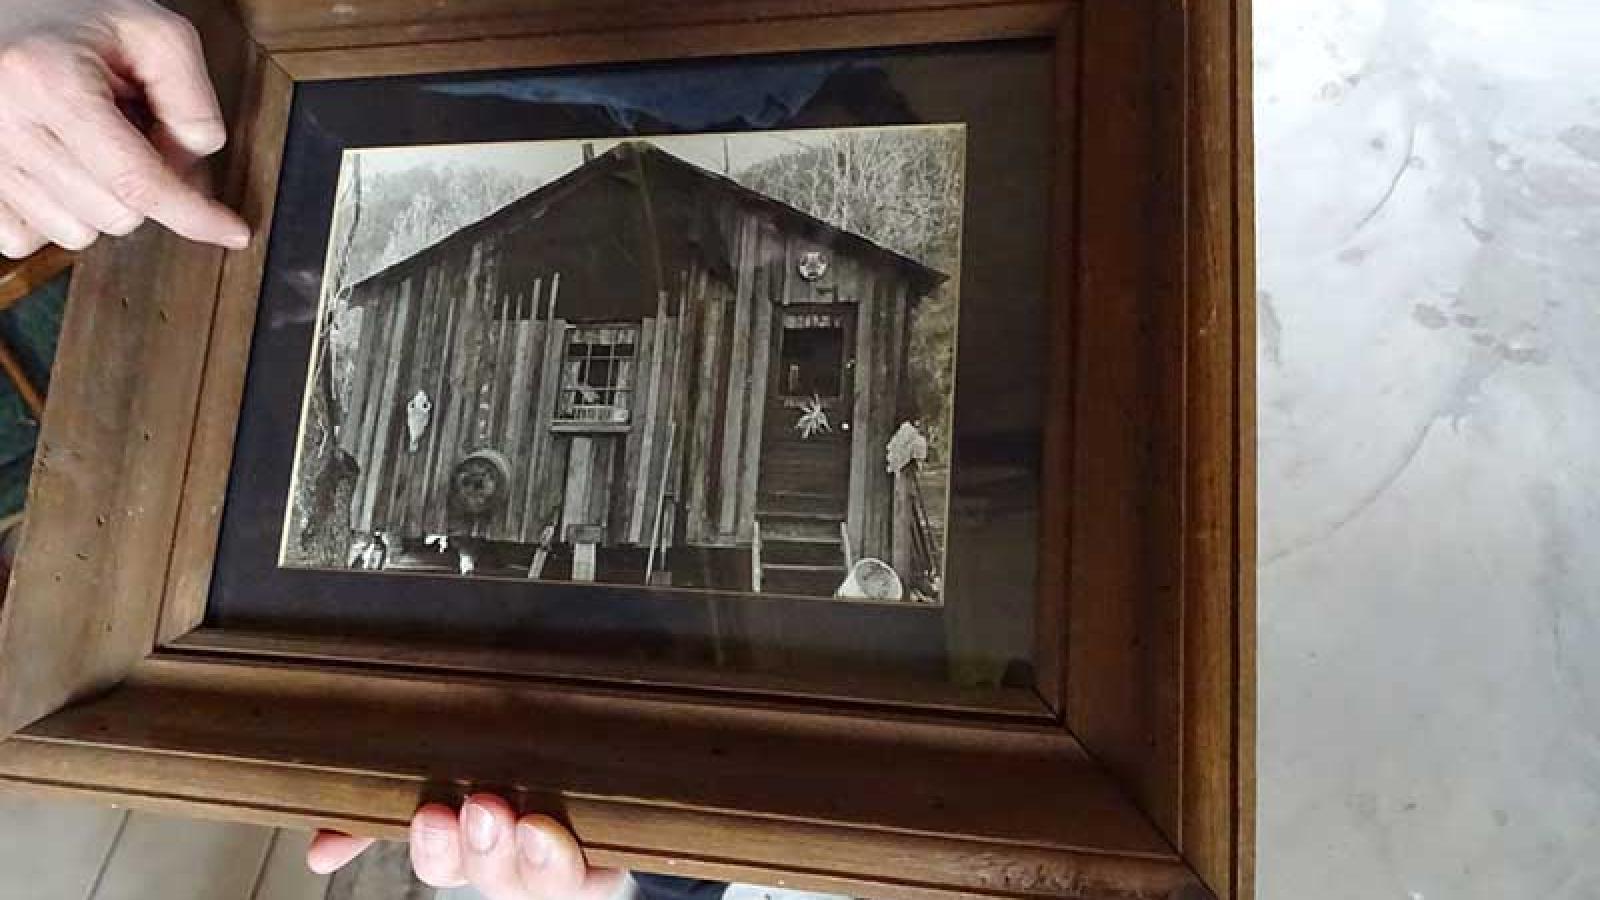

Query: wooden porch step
[[761, 537, 844, 567], [759, 490, 846, 515], [759, 563, 848, 598], [756, 509, 845, 522], [757, 532, 839, 545], [762, 563, 847, 575]]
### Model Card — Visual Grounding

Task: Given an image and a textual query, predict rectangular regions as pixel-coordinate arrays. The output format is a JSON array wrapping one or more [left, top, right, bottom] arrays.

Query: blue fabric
[[634, 874, 729, 900], [0, 270, 68, 521], [427, 60, 840, 131]]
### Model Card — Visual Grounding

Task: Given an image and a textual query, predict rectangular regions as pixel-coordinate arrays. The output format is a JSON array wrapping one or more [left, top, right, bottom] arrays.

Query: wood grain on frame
[[0, 1, 1255, 897], [1234, 3, 1260, 894], [1179, 2, 1256, 898], [1064, 0, 1185, 843], [235, 0, 1069, 53], [171, 627, 1056, 720], [1032, 4, 1081, 717], [3, 654, 1204, 900], [271, 2, 1072, 80], [159, 57, 295, 644], [0, 738, 1203, 900], [0, 1, 258, 739]]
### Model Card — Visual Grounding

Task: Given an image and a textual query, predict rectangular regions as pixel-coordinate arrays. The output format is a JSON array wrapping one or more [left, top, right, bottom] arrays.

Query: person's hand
[[0, 0, 250, 259], [307, 794, 630, 900]]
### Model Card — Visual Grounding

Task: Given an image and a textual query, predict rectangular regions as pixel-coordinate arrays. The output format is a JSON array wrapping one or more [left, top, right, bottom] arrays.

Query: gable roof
[[348, 139, 949, 297]]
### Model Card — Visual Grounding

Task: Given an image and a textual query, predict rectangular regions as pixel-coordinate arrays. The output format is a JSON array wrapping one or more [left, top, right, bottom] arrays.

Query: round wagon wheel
[[448, 449, 515, 519]]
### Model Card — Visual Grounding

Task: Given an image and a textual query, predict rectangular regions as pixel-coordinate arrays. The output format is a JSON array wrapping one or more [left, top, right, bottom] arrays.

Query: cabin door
[[755, 305, 857, 595]]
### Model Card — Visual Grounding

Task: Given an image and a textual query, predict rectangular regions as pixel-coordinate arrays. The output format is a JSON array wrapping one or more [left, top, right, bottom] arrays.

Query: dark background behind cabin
[[207, 41, 1054, 694]]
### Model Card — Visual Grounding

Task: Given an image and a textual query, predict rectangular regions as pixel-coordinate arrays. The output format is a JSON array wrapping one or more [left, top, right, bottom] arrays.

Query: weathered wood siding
[[847, 277, 912, 562], [340, 163, 919, 559], [344, 238, 565, 544]]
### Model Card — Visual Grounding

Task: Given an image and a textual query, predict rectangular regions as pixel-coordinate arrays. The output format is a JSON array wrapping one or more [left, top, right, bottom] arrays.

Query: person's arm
[[0, 0, 249, 259]]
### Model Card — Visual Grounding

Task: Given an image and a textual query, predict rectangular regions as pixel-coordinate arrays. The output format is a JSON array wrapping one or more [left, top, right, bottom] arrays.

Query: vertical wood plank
[[665, 270, 701, 549], [717, 215, 759, 538], [396, 266, 440, 534], [434, 253, 479, 529], [737, 248, 775, 542], [561, 437, 593, 534], [527, 276, 564, 525], [630, 289, 670, 545], [645, 315, 682, 551], [845, 277, 879, 561], [419, 264, 459, 536], [503, 281, 541, 541], [685, 268, 724, 544], [516, 315, 549, 539], [471, 245, 504, 453], [591, 437, 616, 535], [381, 279, 426, 533], [358, 279, 414, 530], [623, 316, 659, 544], [487, 272, 512, 449], [350, 298, 394, 532], [341, 291, 379, 461]]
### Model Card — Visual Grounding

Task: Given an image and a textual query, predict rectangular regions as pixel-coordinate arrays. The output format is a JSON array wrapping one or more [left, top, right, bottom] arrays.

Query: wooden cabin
[[337, 141, 946, 597]]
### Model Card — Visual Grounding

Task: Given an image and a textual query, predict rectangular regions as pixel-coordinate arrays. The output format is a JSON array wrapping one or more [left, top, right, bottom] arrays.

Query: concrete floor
[[1256, 1, 1600, 897]]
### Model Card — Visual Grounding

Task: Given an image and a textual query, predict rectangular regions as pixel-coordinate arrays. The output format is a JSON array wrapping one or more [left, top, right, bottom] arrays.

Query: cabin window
[[558, 325, 638, 425], [779, 313, 846, 400]]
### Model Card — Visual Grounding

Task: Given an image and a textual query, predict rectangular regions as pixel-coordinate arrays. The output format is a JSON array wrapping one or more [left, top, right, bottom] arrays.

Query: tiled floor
[[0, 797, 327, 900], [0, 794, 846, 900]]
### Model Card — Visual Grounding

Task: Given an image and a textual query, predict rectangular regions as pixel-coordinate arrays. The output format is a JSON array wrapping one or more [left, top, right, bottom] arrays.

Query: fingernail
[[414, 824, 450, 856], [517, 823, 553, 869], [178, 122, 228, 155], [223, 226, 251, 249], [464, 803, 499, 853]]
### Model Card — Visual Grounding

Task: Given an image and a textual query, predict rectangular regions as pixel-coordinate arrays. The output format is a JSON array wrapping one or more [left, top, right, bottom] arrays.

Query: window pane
[[779, 326, 845, 398], [557, 324, 639, 423]]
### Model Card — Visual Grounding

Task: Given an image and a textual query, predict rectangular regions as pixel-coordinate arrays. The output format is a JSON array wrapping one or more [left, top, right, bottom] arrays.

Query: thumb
[[306, 831, 378, 875], [109, 5, 228, 158]]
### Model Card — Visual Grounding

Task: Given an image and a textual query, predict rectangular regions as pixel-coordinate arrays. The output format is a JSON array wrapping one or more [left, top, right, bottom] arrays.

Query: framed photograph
[[284, 124, 969, 606], [0, 2, 1255, 899]]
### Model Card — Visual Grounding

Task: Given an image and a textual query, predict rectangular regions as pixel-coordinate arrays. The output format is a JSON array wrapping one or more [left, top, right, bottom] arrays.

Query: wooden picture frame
[[0, 2, 1255, 899]]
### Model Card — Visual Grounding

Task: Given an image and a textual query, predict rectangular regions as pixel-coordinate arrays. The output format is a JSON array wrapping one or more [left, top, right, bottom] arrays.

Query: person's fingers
[[410, 803, 468, 889], [305, 831, 377, 875], [0, 165, 97, 251], [0, 200, 46, 260], [459, 794, 528, 900], [7, 121, 143, 236], [107, 4, 227, 158], [2, 33, 248, 249], [145, 122, 218, 198], [48, 93, 247, 248], [515, 814, 629, 900]]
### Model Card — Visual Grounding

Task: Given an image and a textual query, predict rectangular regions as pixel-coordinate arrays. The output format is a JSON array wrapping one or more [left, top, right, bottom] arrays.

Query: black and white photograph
[[280, 124, 967, 605]]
